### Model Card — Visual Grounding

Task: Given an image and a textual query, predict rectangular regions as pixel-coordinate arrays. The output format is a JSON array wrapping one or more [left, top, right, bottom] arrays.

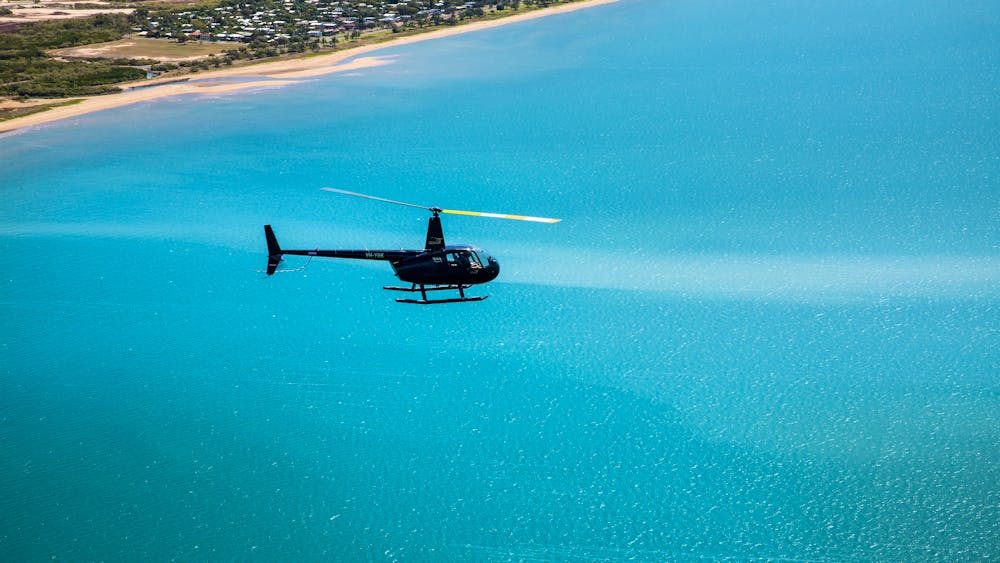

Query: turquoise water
[[2, 0, 999, 559]]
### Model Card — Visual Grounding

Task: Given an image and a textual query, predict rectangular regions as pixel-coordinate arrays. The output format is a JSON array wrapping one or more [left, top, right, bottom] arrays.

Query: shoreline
[[0, 0, 619, 134]]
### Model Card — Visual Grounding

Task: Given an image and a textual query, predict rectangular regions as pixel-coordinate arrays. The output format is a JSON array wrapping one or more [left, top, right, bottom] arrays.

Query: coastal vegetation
[[0, 97, 82, 120], [0, 13, 148, 97], [0, 0, 584, 103]]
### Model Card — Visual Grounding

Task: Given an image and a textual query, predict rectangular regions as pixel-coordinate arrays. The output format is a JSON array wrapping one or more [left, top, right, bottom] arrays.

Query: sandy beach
[[0, 0, 619, 134]]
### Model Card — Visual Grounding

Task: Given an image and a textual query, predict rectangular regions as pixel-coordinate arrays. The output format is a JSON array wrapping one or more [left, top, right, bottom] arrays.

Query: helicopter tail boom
[[264, 225, 417, 275]]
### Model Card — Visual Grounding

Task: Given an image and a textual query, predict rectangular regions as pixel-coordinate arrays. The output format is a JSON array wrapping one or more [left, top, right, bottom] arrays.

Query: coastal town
[[0, 0, 582, 121], [137, 0, 525, 45]]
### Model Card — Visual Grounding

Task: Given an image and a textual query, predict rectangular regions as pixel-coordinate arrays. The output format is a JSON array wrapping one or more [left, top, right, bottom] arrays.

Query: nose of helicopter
[[482, 256, 500, 282]]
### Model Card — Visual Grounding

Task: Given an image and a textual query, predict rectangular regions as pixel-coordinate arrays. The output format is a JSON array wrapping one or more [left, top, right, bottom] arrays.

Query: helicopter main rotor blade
[[322, 187, 560, 223], [321, 187, 432, 211], [440, 209, 561, 223]]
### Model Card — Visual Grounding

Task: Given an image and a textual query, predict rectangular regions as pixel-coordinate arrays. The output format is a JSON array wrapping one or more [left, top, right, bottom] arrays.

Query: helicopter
[[264, 188, 560, 304]]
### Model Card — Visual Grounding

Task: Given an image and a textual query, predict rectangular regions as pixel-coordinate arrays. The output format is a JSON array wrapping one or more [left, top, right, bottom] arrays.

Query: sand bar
[[0, 0, 619, 134]]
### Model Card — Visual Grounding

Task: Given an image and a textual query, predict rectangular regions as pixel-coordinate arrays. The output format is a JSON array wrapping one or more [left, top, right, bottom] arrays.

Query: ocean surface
[[2, 0, 998, 559]]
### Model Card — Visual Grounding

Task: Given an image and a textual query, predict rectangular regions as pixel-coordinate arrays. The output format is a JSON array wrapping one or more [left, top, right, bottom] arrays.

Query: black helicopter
[[264, 188, 560, 304]]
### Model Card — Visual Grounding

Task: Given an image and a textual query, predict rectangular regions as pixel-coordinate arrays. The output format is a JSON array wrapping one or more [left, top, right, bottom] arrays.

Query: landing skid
[[382, 284, 488, 304]]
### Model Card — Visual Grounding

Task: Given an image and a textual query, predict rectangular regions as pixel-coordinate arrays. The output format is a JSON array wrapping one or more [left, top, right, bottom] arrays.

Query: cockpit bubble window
[[474, 250, 493, 265]]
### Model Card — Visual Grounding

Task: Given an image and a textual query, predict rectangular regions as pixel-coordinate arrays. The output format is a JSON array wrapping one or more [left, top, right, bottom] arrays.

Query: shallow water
[[2, 0, 998, 559]]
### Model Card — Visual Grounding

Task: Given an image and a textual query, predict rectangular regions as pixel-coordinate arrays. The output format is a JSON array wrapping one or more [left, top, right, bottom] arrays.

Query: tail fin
[[264, 225, 283, 275]]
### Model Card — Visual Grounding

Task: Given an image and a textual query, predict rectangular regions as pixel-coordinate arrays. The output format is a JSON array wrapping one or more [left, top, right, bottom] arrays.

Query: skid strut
[[382, 284, 487, 304]]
